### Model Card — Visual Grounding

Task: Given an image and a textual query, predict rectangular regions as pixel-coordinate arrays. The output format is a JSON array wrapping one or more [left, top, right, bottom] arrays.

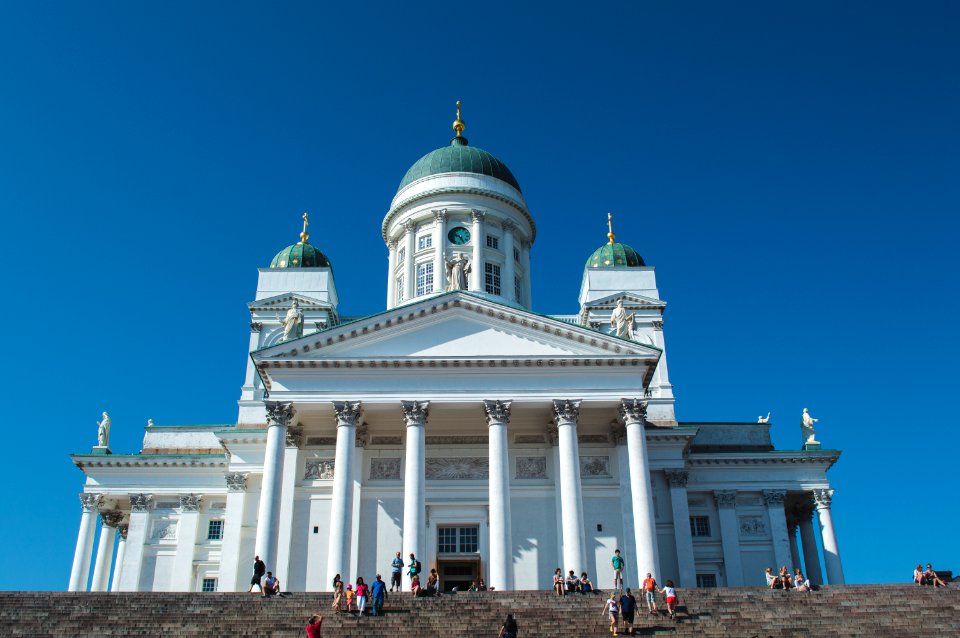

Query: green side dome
[[270, 242, 331, 268], [398, 136, 522, 193], [586, 241, 646, 269]]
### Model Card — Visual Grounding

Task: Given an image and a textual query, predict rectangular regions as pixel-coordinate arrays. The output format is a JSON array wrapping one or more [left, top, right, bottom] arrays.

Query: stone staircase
[[0, 585, 957, 637]]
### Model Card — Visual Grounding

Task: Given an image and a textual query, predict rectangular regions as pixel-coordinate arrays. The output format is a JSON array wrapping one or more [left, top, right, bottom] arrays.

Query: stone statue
[[800, 408, 819, 445], [279, 299, 304, 341], [97, 412, 111, 447], [610, 299, 635, 340], [758, 412, 770, 424], [445, 253, 471, 291], [147, 419, 154, 427]]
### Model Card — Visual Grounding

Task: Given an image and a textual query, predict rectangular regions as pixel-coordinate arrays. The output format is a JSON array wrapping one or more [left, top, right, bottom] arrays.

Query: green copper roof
[[586, 242, 646, 269], [270, 242, 331, 268], [398, 137, 522, 193]]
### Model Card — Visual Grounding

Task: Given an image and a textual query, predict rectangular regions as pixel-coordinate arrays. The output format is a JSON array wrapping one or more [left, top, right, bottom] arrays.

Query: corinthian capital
[[333, 401, 363, 427], [714, 490, 737, 508], [117, 523, 129, 540], [551, 399, 581, 426], [129, 493, 153, 513], [225, 472, 248, 492], [763, 490, 787, 506], [100, 509, 124, 528], [470, 209, 486, 223], [401, 400, 430, 427], [664, 469, 689, 487], [285, 426, 304, 449], [483, 400, 512, 425], [433, 209, 447, 222], [265, 401, 295, 428], [178, 494, 202, 512], [619, 398, 649, 425], [812, 488, 834, 510], [79, 493, 102, 513]]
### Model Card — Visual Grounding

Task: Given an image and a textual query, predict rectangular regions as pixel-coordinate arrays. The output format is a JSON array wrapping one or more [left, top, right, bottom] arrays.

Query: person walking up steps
[[641, 573, 658, 615], [611, 549, 625, 591], [659, 580, 678, 620], [390, 551, 403, 592]]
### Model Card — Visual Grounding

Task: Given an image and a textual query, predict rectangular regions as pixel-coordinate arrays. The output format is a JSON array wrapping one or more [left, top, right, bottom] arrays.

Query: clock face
[[448, 226, 471, 245]]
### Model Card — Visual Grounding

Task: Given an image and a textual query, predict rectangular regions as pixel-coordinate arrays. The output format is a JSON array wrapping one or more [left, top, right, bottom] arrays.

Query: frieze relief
[[514, 434, 545, 444], [304, 458, 335, 480], [579, 455, 611, 477], [516, 456, 547, 479], [305, 437, 337, 446], [426, 436, 488, 445], [152, 521, 178, 540], [739, 516, 768, 537], [578, 434, 610, 444], [425, 457, 489, 480], [371, 436, 403, 446], [370, 458, 402, 480]]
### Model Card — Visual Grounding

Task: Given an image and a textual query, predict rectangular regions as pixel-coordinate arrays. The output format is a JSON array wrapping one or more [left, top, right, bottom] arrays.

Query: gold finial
[[299, 211, 310, 244], [607, 212, 616, 244], [453, 100, 465, 137]]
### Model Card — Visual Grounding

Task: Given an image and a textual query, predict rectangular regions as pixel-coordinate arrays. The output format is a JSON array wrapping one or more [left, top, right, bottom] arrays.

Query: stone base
[[803, 442, 822, 451], [90, 446, 112, 456]]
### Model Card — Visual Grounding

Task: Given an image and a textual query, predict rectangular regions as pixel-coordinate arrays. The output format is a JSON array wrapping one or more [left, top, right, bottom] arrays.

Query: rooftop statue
[[97, 412, 111, 447], [800, 408, 820, 446], [758, 412, 771, 424], [610, 299, 635, 340], [445, 253, 471, 291], [279, 299, 304, 342]]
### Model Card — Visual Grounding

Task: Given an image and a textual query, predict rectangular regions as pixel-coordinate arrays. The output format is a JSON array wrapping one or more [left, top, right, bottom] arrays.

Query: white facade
[[69, 126, 844, 594]]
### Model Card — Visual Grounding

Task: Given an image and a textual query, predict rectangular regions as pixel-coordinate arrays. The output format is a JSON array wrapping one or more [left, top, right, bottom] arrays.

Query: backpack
[[412, 560, 421, 574]]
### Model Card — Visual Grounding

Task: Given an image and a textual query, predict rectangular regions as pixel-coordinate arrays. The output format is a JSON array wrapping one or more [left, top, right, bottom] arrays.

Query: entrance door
[[438, 559, 480, 592]]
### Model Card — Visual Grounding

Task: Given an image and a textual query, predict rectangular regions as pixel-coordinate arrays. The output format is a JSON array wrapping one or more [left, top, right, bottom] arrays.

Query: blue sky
[[1, 1, 957, 589]]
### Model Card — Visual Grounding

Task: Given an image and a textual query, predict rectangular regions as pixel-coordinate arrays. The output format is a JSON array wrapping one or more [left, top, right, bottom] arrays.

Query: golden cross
[[300, 212, 310, 244]]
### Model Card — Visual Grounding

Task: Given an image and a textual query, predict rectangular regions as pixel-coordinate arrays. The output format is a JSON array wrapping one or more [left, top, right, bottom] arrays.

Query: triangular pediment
[[583, 291, 666, 310], [248, 292, 333, 311], [253, 292, 661, 361]]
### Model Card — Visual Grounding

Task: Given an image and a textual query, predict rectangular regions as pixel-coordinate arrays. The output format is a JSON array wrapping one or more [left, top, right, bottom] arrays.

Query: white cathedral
[[69, 105, 845, 595]]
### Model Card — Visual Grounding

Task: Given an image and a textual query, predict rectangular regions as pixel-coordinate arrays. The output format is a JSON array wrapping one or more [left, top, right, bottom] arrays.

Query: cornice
[[687, 452, 841, 469], [72, 454, 229, 469]]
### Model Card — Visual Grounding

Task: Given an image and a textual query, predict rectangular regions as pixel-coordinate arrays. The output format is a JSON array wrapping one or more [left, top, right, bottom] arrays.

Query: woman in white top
[[659, 580, 678, 620], [601, 592, 620, 636], [794, 572, 811, 592]]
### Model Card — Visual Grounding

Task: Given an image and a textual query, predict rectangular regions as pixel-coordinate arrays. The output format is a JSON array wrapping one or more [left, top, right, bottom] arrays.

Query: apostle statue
[[445, 253, 471, 291], [610, 299, 635, 340], [97, 411, 112, 447], [279, 299, 304, 342], [800, 408, 819, 446], [757, 412, 771, 424]]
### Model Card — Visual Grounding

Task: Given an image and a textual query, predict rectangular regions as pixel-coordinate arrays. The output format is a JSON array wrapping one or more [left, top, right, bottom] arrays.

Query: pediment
[[248, 292, 333, 312], [253, 292, 661, 362], [584, 291, 666, 310]]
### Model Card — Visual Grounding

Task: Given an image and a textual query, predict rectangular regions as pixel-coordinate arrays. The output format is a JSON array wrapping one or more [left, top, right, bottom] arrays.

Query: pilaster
[[171, 494, 203, 591], [219, 473, 249, 591], [118, 493, 152, 591], [665, 470, 696, 587], [763, 490, 792, 572], [714, 490, 743, 586]]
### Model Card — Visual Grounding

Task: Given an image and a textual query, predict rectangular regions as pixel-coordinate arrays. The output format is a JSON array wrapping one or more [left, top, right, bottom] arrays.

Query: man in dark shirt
[[619, 588, 637, 635], [370, 574, 388, 616], [248, 555, 266, 593]]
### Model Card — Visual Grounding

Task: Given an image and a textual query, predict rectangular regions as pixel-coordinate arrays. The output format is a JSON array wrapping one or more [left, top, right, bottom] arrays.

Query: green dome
[[270, 242, 331, 268], [398, 137, 522, 193], [586, 242, 646, 269]]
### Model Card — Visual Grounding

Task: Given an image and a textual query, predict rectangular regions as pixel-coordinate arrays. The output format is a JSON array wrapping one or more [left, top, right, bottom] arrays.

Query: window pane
[[696, 574, 717, 588], [486, 235, 499, 249], [438, 527, 457, 553], [484, 263, 501, 295], [418, 235, 432, 250], [689, 516, 710, 537], [416, 262, 434, 296], [207, 520, 224, 541], [398, 248, 405, 263], [396, 275, 404, 303], [201, 578, 218, 592], [514, 276, 522, 303], [513, 247, 520, 262], [459, 526, 479, 553]]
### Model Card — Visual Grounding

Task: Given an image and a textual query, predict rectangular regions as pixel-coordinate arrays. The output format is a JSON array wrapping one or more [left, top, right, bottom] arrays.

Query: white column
[[552, 399, 586, 575], [218, 473, 249, 591], [68, 493, 101, 591], [798, 507, 823, 585], [276, 428, 301, 586], [90, 510, 123, 591], [620, 399, 660, 583], [403, 220, 416, 302], [484, 400, 514, 591], [664, 470, 696, 587], [714, 491, 743, 586], [433, 210, 447, 292], [110, 524, 128, 592], [763, 490, 792, 573], [327, 401, 362, 587], [814, 489, 845, 584], [502, 221, 516, 302], [117, 493, 152, 591], [788, 520, 802, 572], [521, 240, 532, 308], [401, 400, 429, 588], [171, 494, 203, 591], [254, 402, 294, 572], [614, 439, 637, 584], [387, 240, 398, 308], [470, 210, 485, 291]]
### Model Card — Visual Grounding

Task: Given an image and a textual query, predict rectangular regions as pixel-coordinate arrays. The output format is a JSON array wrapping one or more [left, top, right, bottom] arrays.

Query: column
[[387, 240, 398, 308], [327, 401, 362, 586], [763, 490, 792, 572], [276, 427, 302, 586], [502, 221, 516, 302], [254, 401, 295, 572], [814, 489, 845, 584], [110, 524, 128, 592], [171, 494, 203, 591], [521, 240, 532, 308], [620, 399, 660, 583], [401, 400, 429, 588], [613, 429, 637, 583], [403, 220, 416, 301], [484, 400, 514, 591], [714, 491, 743, 586], [664, 470, 696, 587], [552, 399, 586, 575], [470, 210, 484, 291], [219, 473, 249, 591], [787, 520, 802, 573], [118, 493, 152, 591], [433, 210, 447, 292], [90, 509, 123, 591], [69, 493, 101, 591], [798, 506, 823, 585]]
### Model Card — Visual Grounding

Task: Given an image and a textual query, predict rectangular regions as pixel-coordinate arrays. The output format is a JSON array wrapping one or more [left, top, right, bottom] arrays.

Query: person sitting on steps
[[924, 564, 948, 587], [579, 572, 594, 593], [565, 570, 581, 593], [553, 568, 565, 596]]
